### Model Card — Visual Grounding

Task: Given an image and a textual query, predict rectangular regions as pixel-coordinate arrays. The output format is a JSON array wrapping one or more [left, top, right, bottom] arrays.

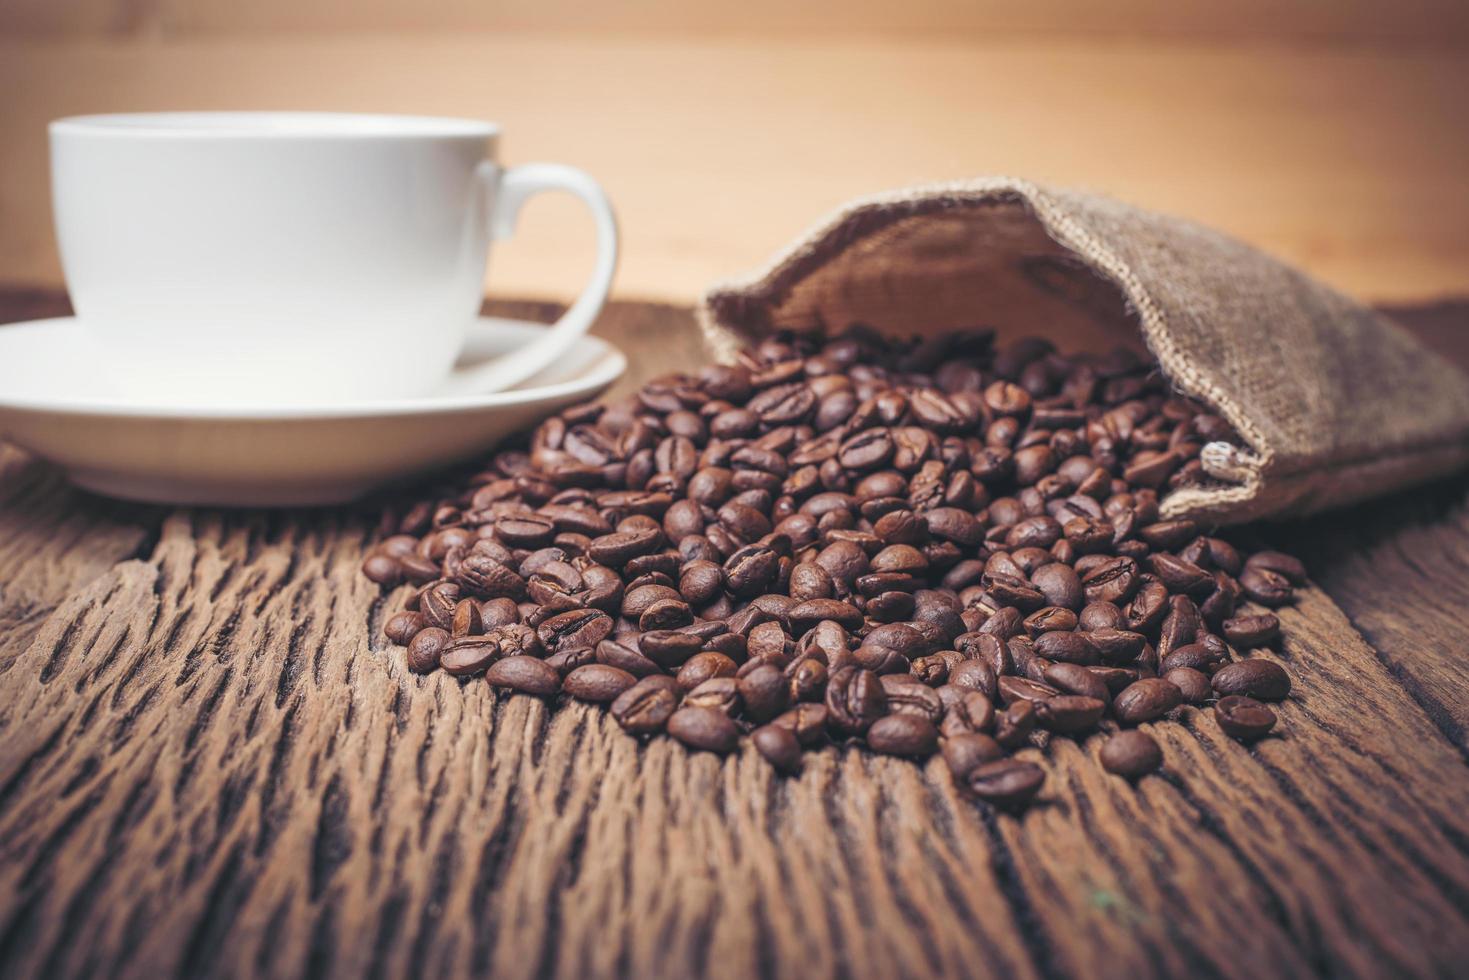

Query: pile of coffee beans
[[362, 325, 1301, 808]]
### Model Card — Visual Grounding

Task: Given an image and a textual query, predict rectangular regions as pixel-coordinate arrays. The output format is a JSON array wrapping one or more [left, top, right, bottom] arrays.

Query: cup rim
[[50, 111, 500, 140]]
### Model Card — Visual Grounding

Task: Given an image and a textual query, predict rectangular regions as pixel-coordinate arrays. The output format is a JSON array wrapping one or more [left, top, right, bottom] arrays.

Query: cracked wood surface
[[1, 291, 1467, 979]]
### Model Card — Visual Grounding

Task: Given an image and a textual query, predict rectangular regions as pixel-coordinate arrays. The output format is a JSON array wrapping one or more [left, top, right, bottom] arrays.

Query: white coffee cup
[[49, 112, 618, 407]]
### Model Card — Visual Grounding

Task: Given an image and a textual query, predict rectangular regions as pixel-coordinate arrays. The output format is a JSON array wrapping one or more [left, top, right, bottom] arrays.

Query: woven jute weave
[[700, 178, 1469, 523]]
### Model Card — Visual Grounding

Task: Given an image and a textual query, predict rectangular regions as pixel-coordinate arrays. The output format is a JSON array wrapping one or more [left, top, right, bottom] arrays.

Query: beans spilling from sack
[[362, 326, 1300, 807]]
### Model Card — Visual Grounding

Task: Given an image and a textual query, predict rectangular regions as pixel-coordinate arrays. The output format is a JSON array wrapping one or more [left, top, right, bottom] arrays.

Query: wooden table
[[2, 289, 1468, 979]]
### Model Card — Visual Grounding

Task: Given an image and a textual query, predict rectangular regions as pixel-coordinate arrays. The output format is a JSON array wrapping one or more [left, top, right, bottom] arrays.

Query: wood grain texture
[[1, 294, 1468, 979]]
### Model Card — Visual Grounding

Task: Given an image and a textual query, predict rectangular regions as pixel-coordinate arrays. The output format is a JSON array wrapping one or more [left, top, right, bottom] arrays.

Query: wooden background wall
[[2, 0, 1467, 304]]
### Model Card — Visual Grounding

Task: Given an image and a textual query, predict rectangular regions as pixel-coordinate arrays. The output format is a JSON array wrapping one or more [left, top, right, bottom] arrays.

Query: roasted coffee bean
[[678, 560, 725, 605], [747, 620, 794, 661], [825, 667, 887, 735], [420, 582, 461, 630], [867, 714, 939, 757], [595, 639, 662, 677], [667, 706, 740, 753], [1198, 576, 1238, 629], [399, 553, 443, 585], [1239, 566, 1294, 606], [496, 514, 556, 548], [1150, 554, 1215, 596], [1032, 630, 1098, 665], [985, 574, 1047, 611], [1159, 642, 1220, 674], [677, 651, 739, 692], [725, 545, 781, 596], [950, 659, 998, 698], [787, 598, 863, 634], [1029, 562, 1084, 610], [451, 598, 484, 638], [458, 554, 526, 598], [966, 759, 1045, 807], [883, 678, 945, 723], [752, 724, 803, 773], [941, 732, 1005, 778], [1082, 557, 1140, 605], [639, 597, 695, 632], [907, 652, 948, 684], [623, 583, 682, 619], [1086, 628, 1146, 664], [1113, 678, 1184, 724], [610, 676, 680, 734], [684, 677, 742, 716], [441, 635, 500, 676], [1246, 550, 1307, 584], [407, 627, 450, 674], [485, 623, 541, 658], [838, 428, 895, 470], [1043, 662, 1110, 703], [773, 703, 830, 746], [1024, 606, 1079, 636], [787, 561, 835, 601], [940, 691, 996, 737], [1125, 581, 1169, 633], [362, 552, 402, 586], [1035, 695, 1106, 734], [1100, 731, 1163, 778], [384, 610, 427, 646], [926, 507, 983, 547], [639, 630, 704, 669], [1214, 695, 1277, 741], [1165, 667, 1213, 703], [1222, 613, 1280, 648], [365, 323, 1297, 811], [537, 609, 613, 652], [1211, 659, 1292, 701], [998, 675, 1059, 705], [739, 663, 792, 722], [994, 700, 1036, 748], [1139, 519, 1199, 551], [543, 645, 596, 676], [588, 528, 662, 566], [1078, 601, 1124, 632], [563, 663, 637, 702], [486, 655, 561, 696]]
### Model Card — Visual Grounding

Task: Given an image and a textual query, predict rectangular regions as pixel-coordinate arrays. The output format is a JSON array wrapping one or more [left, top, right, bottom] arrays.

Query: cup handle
[[443, 161, 619, 394]]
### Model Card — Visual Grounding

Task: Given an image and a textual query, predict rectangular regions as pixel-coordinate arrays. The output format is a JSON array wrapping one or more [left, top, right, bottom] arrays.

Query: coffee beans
[[752, 724, 803, 772], [486, 656, 561, 696], [365, 325, 1303, 810], [966, 759, 1045, 807], [826, 667, 887, 735], [1222, 612, 1280, 648], [564, 664, 637, 702], [1215, 695, 1278, 741], [667, 706, 740, 753], [610, 676, 679, 734], [441, 635, 499, 676], [1211, 659, 1291, 701], [1113, 678, 1184, 725], [866, 714, 939, 757], [1100, 731, 1163, 779], [1034, 695, 1106, 734], [384, 610, 427, 646], [406, 627, 450, 674]]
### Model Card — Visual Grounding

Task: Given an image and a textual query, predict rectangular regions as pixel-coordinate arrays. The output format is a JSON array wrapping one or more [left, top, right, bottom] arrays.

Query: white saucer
[[0, 316, 626, 507]]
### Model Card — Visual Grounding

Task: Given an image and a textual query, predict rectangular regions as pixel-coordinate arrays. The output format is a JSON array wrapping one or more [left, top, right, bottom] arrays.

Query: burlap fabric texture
[[700, 178, 1469, 523]]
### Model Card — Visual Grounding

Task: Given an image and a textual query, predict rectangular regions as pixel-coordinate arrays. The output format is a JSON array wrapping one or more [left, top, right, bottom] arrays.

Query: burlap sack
[[700, 178, 1469, 523]]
